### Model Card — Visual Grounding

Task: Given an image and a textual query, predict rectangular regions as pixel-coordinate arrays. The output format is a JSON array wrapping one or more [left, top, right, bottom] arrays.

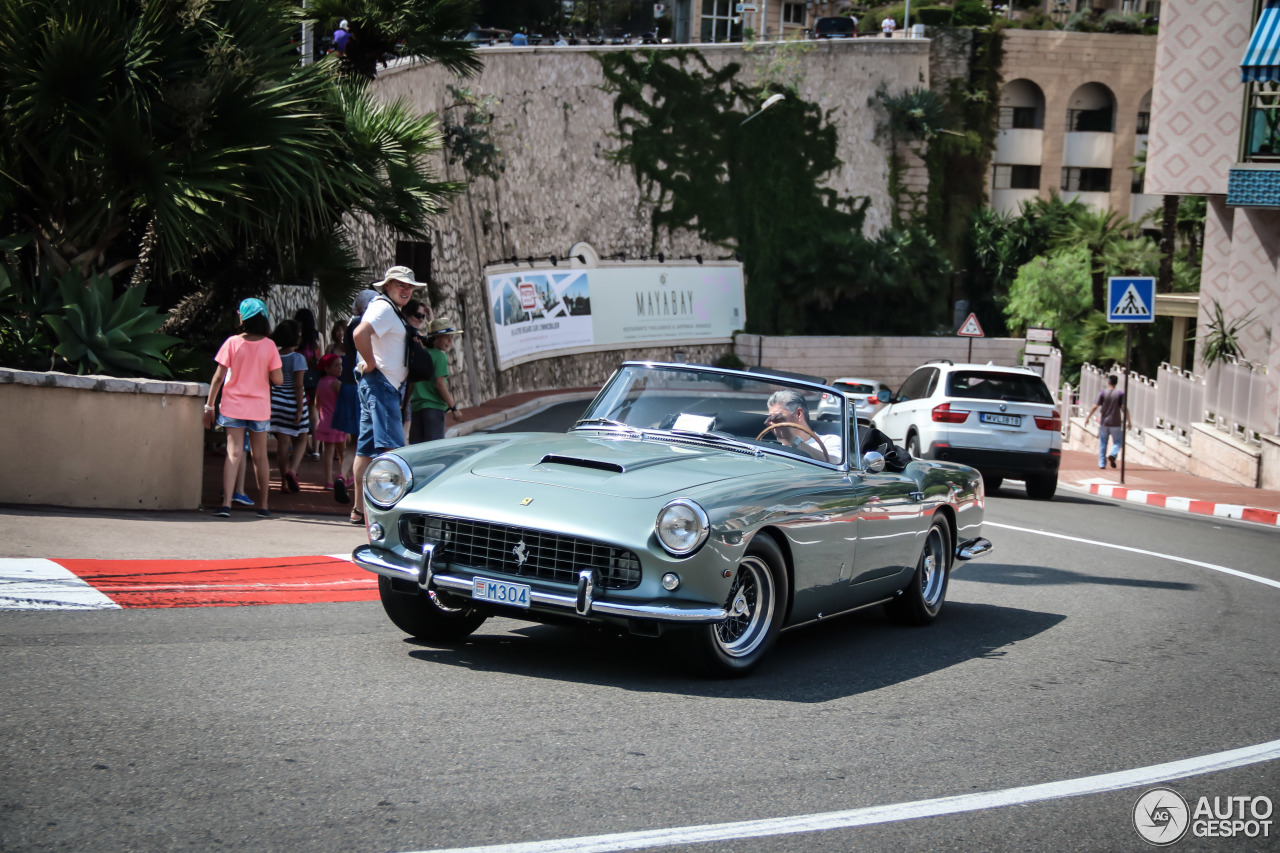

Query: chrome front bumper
[[352, 544, 728, 624]]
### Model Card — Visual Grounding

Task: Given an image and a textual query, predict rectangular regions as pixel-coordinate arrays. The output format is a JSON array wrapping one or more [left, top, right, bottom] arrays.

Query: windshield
[[946, 370, 1054, 404], [579, 364, 846, 466]]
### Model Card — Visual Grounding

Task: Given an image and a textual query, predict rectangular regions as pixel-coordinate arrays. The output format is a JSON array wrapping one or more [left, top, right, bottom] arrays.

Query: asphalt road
[[3, 405, 1279, 852]]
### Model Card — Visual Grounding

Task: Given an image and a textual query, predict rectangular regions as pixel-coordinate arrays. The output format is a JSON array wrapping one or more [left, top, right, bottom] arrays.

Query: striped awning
[[1242, 0, 1280, 82]]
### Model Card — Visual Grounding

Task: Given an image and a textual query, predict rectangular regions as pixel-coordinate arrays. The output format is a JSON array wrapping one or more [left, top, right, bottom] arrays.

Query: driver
[[764, 389, 843, 462]]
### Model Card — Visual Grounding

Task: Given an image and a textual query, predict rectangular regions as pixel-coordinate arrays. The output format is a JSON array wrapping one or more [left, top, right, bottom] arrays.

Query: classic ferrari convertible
[[353, 362, 992, 676]]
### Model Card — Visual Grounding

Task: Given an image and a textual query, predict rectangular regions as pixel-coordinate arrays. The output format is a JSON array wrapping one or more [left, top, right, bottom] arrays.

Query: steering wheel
[[755, 421, 831, 464]]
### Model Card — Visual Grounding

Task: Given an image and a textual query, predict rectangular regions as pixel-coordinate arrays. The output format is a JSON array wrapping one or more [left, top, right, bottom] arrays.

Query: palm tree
[[0, 0, 468, 349], [1050, 207, 1133, 311], [306, 0, 483, 81]]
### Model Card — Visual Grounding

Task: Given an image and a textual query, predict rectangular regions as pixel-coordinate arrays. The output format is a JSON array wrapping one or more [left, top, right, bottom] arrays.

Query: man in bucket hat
[[408, 317, 464, 444], [350, 265, 429, 525]]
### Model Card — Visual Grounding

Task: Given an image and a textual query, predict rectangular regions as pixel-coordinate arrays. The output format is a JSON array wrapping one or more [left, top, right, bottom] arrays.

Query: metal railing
[[1075, 363, 1158, 437], [1070, 359, 1275, 446], [1202, 357, 1275, 443]]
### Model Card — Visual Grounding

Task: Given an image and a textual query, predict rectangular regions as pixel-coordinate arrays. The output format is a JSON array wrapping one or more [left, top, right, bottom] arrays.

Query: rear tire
[[886, 516, 951, 626], [680, 535, 788, 678], [378, 575, 487, 642], [983, 475, 1003, 493], [1025, 473, 1058, 501], [906, 432, 921, 459]]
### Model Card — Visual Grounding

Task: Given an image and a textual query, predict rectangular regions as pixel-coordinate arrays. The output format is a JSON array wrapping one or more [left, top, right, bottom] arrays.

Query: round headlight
[[365, 455, 413, 508], [655, 499, 709, 556]]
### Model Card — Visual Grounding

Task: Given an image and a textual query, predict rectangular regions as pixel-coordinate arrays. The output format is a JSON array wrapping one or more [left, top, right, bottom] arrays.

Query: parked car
[[353, 361, 992, 677], [813, 16, 858, 38], [871, 360, 1062, 499], [459, 28, 511, 45], [817, 377, 893, 422]]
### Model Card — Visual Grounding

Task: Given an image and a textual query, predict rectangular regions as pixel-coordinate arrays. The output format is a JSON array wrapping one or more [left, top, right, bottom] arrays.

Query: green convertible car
[[353, 361, 992, 677]]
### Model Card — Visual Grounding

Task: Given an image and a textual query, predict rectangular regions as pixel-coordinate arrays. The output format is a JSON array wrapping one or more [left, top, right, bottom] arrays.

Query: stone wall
[[733, 334, 1026, 387], [0, 369, 208, 510], [361, 40, 930, 405]]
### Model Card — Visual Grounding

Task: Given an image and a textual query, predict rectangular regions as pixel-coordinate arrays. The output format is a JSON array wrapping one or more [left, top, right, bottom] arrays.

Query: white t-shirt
[[356, 297, 408, 388], [881, 17, 896, 33], [802, 433, 844, 464]]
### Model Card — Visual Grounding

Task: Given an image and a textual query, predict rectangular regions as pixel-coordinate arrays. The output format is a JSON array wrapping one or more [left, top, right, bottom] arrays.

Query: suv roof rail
[[924, 358, 954, 365]]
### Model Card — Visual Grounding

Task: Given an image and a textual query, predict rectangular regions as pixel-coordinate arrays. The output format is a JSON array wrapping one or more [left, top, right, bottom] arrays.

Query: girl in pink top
[[313, 353, 349, 501], [203, 298, 284, 518]]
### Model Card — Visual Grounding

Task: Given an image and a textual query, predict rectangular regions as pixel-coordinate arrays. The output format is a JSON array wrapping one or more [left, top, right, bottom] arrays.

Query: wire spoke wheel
[[918, 526, 946, 609], [714, 555, 775, 658]]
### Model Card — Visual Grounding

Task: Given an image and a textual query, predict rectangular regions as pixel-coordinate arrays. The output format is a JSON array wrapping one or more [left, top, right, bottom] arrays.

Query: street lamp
[[740, 93, 785, 126]]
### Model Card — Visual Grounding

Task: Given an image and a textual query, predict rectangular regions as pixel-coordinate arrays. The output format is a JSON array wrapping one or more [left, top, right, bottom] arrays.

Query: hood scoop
[[539, 454, 626, 473]]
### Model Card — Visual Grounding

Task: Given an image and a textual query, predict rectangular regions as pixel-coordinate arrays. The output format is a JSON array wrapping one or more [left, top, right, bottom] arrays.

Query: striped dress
[[270, 350, 311, 436]]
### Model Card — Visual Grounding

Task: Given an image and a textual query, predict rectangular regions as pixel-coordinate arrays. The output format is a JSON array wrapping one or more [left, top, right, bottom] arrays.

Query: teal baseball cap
[[238, 298, 268, 322]]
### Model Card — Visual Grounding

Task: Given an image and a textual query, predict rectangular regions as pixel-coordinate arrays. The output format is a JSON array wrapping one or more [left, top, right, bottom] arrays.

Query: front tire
[[378, 575, 487, 642], [681, 535, 789, 678], [983, 474, 1003, 493], [886, 516, 951, 626], [906, 432, 922, 459], [1026, 473, 1058, 500]]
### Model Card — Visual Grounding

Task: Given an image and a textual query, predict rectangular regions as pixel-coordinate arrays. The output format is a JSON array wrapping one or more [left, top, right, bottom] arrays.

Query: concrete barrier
[[0, 369, 208, 510]]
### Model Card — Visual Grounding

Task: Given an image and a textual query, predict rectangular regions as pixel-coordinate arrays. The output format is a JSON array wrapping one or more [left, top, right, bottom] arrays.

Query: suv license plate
[[473, 577, 531, 608], [980, 412, 1022, 427]]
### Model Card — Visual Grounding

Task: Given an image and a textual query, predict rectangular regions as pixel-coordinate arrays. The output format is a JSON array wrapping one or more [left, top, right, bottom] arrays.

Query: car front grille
[[399, 514, 642, 590]]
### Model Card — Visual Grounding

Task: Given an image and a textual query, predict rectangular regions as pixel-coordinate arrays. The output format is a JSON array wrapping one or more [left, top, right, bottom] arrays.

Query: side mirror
[[878, 389, 892, 403], [861, 451, 885, 473]]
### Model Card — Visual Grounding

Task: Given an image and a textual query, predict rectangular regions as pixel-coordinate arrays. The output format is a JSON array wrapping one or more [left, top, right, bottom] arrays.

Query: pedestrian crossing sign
[[1107, 276, 1155, 323]]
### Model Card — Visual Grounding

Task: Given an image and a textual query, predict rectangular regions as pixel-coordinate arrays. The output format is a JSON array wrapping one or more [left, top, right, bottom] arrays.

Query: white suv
[[871, 361, 1062, 499]]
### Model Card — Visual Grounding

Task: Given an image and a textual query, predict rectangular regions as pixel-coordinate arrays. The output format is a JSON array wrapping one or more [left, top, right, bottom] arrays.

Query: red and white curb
[[0, 554, 375, 611], [1079, 480, 1280, 526]]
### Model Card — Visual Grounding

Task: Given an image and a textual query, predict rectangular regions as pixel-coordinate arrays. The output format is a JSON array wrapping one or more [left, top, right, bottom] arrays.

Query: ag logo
[[1133, 787, 1189, 845]]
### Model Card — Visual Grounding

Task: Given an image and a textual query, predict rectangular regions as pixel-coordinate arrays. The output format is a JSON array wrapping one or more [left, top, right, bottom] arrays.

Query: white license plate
[[980, 412, 1022, 427], [473, 576, 531, 608]]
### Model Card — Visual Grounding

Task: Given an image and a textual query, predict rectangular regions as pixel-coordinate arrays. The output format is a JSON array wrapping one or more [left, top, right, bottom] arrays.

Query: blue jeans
[[356, 371, 406, 457], [1099, 425, 1123, 467]]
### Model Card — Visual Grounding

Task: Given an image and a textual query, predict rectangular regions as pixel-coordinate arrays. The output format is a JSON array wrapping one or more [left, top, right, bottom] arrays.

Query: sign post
[[1106, 276, 1156, 485], [957, 312, 984, 362]]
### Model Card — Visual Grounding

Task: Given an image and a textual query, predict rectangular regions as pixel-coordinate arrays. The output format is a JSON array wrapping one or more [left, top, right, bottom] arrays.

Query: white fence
[[1203, 357, 1276, 442], [1068, 358, 1275, 445]]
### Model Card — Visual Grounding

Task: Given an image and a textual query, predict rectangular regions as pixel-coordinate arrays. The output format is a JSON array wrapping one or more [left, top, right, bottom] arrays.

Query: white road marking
[[985, 521, 1280, 590], [0, 558, 119, 610], [410, 740, 1280, 853], [401, 523, 1280, 853]]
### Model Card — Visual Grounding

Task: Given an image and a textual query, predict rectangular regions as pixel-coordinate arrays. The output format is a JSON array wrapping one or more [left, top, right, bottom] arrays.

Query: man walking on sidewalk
[[1085, 374, 1130, 469]]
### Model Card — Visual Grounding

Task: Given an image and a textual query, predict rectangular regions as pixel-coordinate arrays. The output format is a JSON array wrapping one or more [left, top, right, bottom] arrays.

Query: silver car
[[817, 377, 893, 422]]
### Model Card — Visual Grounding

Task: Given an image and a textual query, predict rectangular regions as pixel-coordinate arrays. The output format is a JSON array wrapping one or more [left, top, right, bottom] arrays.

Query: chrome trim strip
[[781, 597, 894, 632], [956, 537, 993, 561]]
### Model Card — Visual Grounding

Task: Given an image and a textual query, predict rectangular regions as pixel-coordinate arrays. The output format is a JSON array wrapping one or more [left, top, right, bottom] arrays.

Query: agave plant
[[42, 270, 179, 378], [1198, 299, 1254, 368]]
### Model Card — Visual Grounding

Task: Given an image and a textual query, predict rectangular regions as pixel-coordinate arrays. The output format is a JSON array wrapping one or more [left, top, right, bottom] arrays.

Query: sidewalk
[[1057, 448, 1280, 525], [200, 387, 601, 517]]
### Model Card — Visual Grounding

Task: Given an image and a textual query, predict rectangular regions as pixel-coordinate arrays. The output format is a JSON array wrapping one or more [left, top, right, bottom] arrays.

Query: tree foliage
[[0, 0, 469, 372]]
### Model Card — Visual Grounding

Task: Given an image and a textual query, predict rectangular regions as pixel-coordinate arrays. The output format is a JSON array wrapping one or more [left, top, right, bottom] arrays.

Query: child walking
[[270, 318, 311, 492], [204, 298, 283, 518], [313, 353, 350, 503]]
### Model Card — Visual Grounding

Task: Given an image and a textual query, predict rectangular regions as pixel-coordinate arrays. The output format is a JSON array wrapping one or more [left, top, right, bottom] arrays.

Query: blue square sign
[[1107, 276, 1156, 323]]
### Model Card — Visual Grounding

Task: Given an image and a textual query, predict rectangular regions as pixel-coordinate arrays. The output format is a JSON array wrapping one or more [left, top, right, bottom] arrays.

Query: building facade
[[989, 30, 1159, 221], [1146, 0, 1280, 437]]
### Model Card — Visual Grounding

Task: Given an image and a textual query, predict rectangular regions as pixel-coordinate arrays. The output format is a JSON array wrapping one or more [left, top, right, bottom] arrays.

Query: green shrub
[[914, 7, 954, 26], [952, 0, 994, 26]]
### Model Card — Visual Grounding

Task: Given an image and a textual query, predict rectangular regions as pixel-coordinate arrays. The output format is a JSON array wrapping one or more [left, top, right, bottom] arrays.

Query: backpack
[[375, 295, 436, 383]]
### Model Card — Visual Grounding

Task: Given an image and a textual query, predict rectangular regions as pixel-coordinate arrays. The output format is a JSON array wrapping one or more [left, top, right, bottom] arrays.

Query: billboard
[[486, 263, 745, 369]]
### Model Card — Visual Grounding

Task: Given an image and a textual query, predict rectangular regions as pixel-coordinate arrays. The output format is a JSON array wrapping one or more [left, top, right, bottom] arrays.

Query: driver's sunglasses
[[411, 312, 427, 320]]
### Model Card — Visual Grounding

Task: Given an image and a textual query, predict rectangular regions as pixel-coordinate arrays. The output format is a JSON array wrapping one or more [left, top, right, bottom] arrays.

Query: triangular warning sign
[[957, 312, 984, 337], [1113, 283, 1151, 317]]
